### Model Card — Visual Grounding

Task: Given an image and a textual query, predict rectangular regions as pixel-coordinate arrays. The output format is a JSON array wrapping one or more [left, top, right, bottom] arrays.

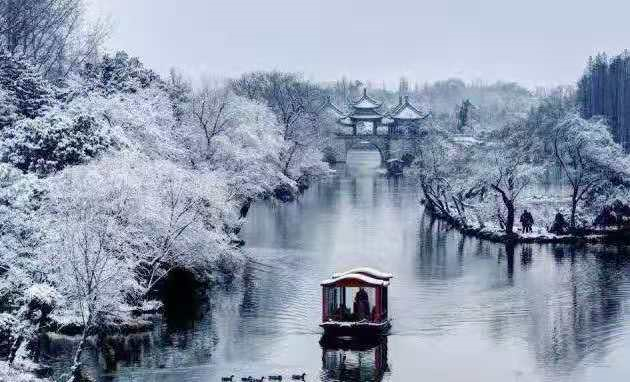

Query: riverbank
[[423, 202, 630, 245]]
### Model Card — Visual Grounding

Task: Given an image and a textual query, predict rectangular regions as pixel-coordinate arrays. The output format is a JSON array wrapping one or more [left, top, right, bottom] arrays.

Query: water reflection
[[40, 150, 630, 382], [320, 337, 389, 382]]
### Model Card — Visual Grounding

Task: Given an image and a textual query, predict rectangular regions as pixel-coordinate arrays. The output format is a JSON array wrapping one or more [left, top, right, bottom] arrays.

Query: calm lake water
[[43, 150, 630, 382]]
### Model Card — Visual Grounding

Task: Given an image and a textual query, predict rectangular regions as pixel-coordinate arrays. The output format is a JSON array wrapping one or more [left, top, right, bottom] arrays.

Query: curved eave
[[349, 114, 382, 120], [351, 89, 383, 109], [338, 117, 354, 125], [321, 273, 390, 287], [393, 116, 422, 121], [332, 267, 393, 280], [352, 102, 382, 109]]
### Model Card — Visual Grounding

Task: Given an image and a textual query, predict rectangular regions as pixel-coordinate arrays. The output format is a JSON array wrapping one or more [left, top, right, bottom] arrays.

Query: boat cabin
[[320, 268, 393, 336]]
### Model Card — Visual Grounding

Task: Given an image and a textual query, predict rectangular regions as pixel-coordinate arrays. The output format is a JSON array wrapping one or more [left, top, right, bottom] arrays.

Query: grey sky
[[92, 0, 630, 88]]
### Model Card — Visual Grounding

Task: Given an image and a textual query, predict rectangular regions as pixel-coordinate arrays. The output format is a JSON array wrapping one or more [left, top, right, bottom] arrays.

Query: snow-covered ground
[[0, 361, 47, 382]]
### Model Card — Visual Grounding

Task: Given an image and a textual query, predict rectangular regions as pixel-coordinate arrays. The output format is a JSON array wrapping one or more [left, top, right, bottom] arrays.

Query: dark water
[[42, 150, 630, 382]]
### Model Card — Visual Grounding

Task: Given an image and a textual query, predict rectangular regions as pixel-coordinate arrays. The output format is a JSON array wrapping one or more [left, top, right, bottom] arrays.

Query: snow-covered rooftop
[[338, 117, 354, 125], [351, 89, 382, 109], [321, 96, 345, 116], [349, 112, 382, 120], [321, 273, 391, 287], [390, 96, 424, 120], [451, 134, 482, 146], [332, 267, 393, 280]]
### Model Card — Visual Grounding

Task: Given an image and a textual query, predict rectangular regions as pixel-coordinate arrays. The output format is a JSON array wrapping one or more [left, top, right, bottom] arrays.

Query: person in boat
[[353, 287, 371, 321], [333, 302, 351, 321]]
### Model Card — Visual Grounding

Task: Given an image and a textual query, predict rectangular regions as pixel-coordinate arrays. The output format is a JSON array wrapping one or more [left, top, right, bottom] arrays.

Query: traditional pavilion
[[324, 89, 428, 136]]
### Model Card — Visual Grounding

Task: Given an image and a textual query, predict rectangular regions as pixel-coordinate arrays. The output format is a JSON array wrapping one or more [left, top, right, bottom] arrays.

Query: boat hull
[[320, 320, 391, 337]]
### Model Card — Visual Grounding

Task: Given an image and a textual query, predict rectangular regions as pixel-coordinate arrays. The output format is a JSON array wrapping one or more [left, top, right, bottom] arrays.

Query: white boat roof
[[332, 267, 393, 280], [321, 273, 390, 287]]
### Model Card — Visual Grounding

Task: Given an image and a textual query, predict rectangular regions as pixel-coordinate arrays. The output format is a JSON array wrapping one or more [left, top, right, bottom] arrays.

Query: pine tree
[[577, 51, 630, 151], [0, 51, 53, 129], [0, 88, 18, 129]]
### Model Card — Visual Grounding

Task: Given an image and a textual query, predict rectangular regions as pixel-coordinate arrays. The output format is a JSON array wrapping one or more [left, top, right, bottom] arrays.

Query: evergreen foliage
[[0, 52, 53, 130], [577, 51, 630, 151]]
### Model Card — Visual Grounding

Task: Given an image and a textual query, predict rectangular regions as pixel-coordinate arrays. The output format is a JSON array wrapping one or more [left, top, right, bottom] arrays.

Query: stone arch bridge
[[325, 132, 422, 164], [321, 90, 429, 164]]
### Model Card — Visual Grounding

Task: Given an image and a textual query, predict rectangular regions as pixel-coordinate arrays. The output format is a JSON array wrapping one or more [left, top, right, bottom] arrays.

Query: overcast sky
[[91, 0, 630, 89]]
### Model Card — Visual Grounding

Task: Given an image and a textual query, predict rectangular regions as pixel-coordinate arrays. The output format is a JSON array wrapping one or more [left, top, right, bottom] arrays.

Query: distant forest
[[578, 51, 630, 150]]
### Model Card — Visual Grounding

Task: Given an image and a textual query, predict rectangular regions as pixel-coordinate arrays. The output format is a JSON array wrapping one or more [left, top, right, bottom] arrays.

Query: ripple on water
[[41, 160, 630, 382]]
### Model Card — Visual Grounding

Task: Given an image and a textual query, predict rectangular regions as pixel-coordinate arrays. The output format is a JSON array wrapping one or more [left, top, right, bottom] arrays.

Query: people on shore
[[520, 209, 534, 233]]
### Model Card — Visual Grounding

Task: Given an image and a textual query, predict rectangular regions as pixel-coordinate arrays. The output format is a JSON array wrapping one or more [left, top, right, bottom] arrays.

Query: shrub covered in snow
[[0, 112, 111, 174]]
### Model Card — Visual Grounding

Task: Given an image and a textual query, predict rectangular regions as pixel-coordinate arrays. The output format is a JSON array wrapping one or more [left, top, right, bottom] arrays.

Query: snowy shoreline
[[425, 204, 630, 245]]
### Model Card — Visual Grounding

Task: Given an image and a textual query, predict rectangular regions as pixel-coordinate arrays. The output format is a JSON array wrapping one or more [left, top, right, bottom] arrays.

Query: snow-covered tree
[[191, 85, 237, 155], [78, 51, 159, 95], [0, 164, 45, 307], [552, 113, 630, 228], [0, 0, 107, 79], [412, 125, 486, 226], [47, 209, 132, 382], [231, 71, 328, 181], [480, 148, 541, 234], [44, 152, 238, 300], [167, 68, 192, 129], [0, 52, 53, 129], [0, 109, 111, 174]]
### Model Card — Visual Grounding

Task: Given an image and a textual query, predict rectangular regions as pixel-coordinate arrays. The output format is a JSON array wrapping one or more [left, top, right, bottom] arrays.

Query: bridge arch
[[346, 139, 387, 164]]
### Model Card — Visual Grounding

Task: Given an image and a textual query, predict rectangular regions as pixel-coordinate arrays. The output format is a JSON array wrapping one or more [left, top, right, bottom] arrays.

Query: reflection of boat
[[320, 268, 392, 336], [321, 335, 389, 381]]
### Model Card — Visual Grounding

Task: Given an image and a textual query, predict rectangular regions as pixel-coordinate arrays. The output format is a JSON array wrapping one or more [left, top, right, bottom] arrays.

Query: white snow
[[321, 273, 390, 287], [353, 99, 380, 109], [0, 361, 47, 382], [392, 105, 422, 119], [332, 267, 393, 280]]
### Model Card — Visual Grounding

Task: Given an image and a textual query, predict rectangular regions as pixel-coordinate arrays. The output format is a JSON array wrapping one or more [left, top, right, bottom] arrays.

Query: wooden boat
[[320, 267, 393, 337]]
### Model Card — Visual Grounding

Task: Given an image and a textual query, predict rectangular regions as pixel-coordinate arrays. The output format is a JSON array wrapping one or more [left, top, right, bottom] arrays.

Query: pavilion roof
[[381, 116, 394, 125], [348, 112, 383, 120], [338, 116, 354, 126], [320, 96, 345, 117], [351, 88, 382, 109], [388, 96, 426, 120]]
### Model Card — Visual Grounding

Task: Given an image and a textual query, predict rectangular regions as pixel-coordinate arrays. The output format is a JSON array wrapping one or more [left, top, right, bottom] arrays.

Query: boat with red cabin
[[320, 267, 393, 336]]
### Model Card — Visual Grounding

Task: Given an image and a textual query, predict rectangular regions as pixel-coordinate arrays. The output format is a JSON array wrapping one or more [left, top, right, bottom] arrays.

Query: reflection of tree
[[350, 177, 358, 205], [321, 337, 389, 382], [537, 247, 628, 373], [496, 244, 515, 284], [415, 210, 464, 281], [387, 176, 402, 209], [487, 243, 630, 376], [521, 245, 533, 269], [239, 261, 259, 318]]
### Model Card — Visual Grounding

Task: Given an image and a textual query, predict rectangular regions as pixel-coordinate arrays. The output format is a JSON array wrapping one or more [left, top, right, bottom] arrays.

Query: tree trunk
[[505, 200, 515, 234], [67, 314, 92, 382], [7, 335, 24, 365], [492, 185, 515, 234], [570, 196, 578, 230]]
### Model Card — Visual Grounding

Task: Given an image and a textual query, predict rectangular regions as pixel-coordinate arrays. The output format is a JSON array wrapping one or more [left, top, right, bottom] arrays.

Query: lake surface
[[43, 150, 630, 381]]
